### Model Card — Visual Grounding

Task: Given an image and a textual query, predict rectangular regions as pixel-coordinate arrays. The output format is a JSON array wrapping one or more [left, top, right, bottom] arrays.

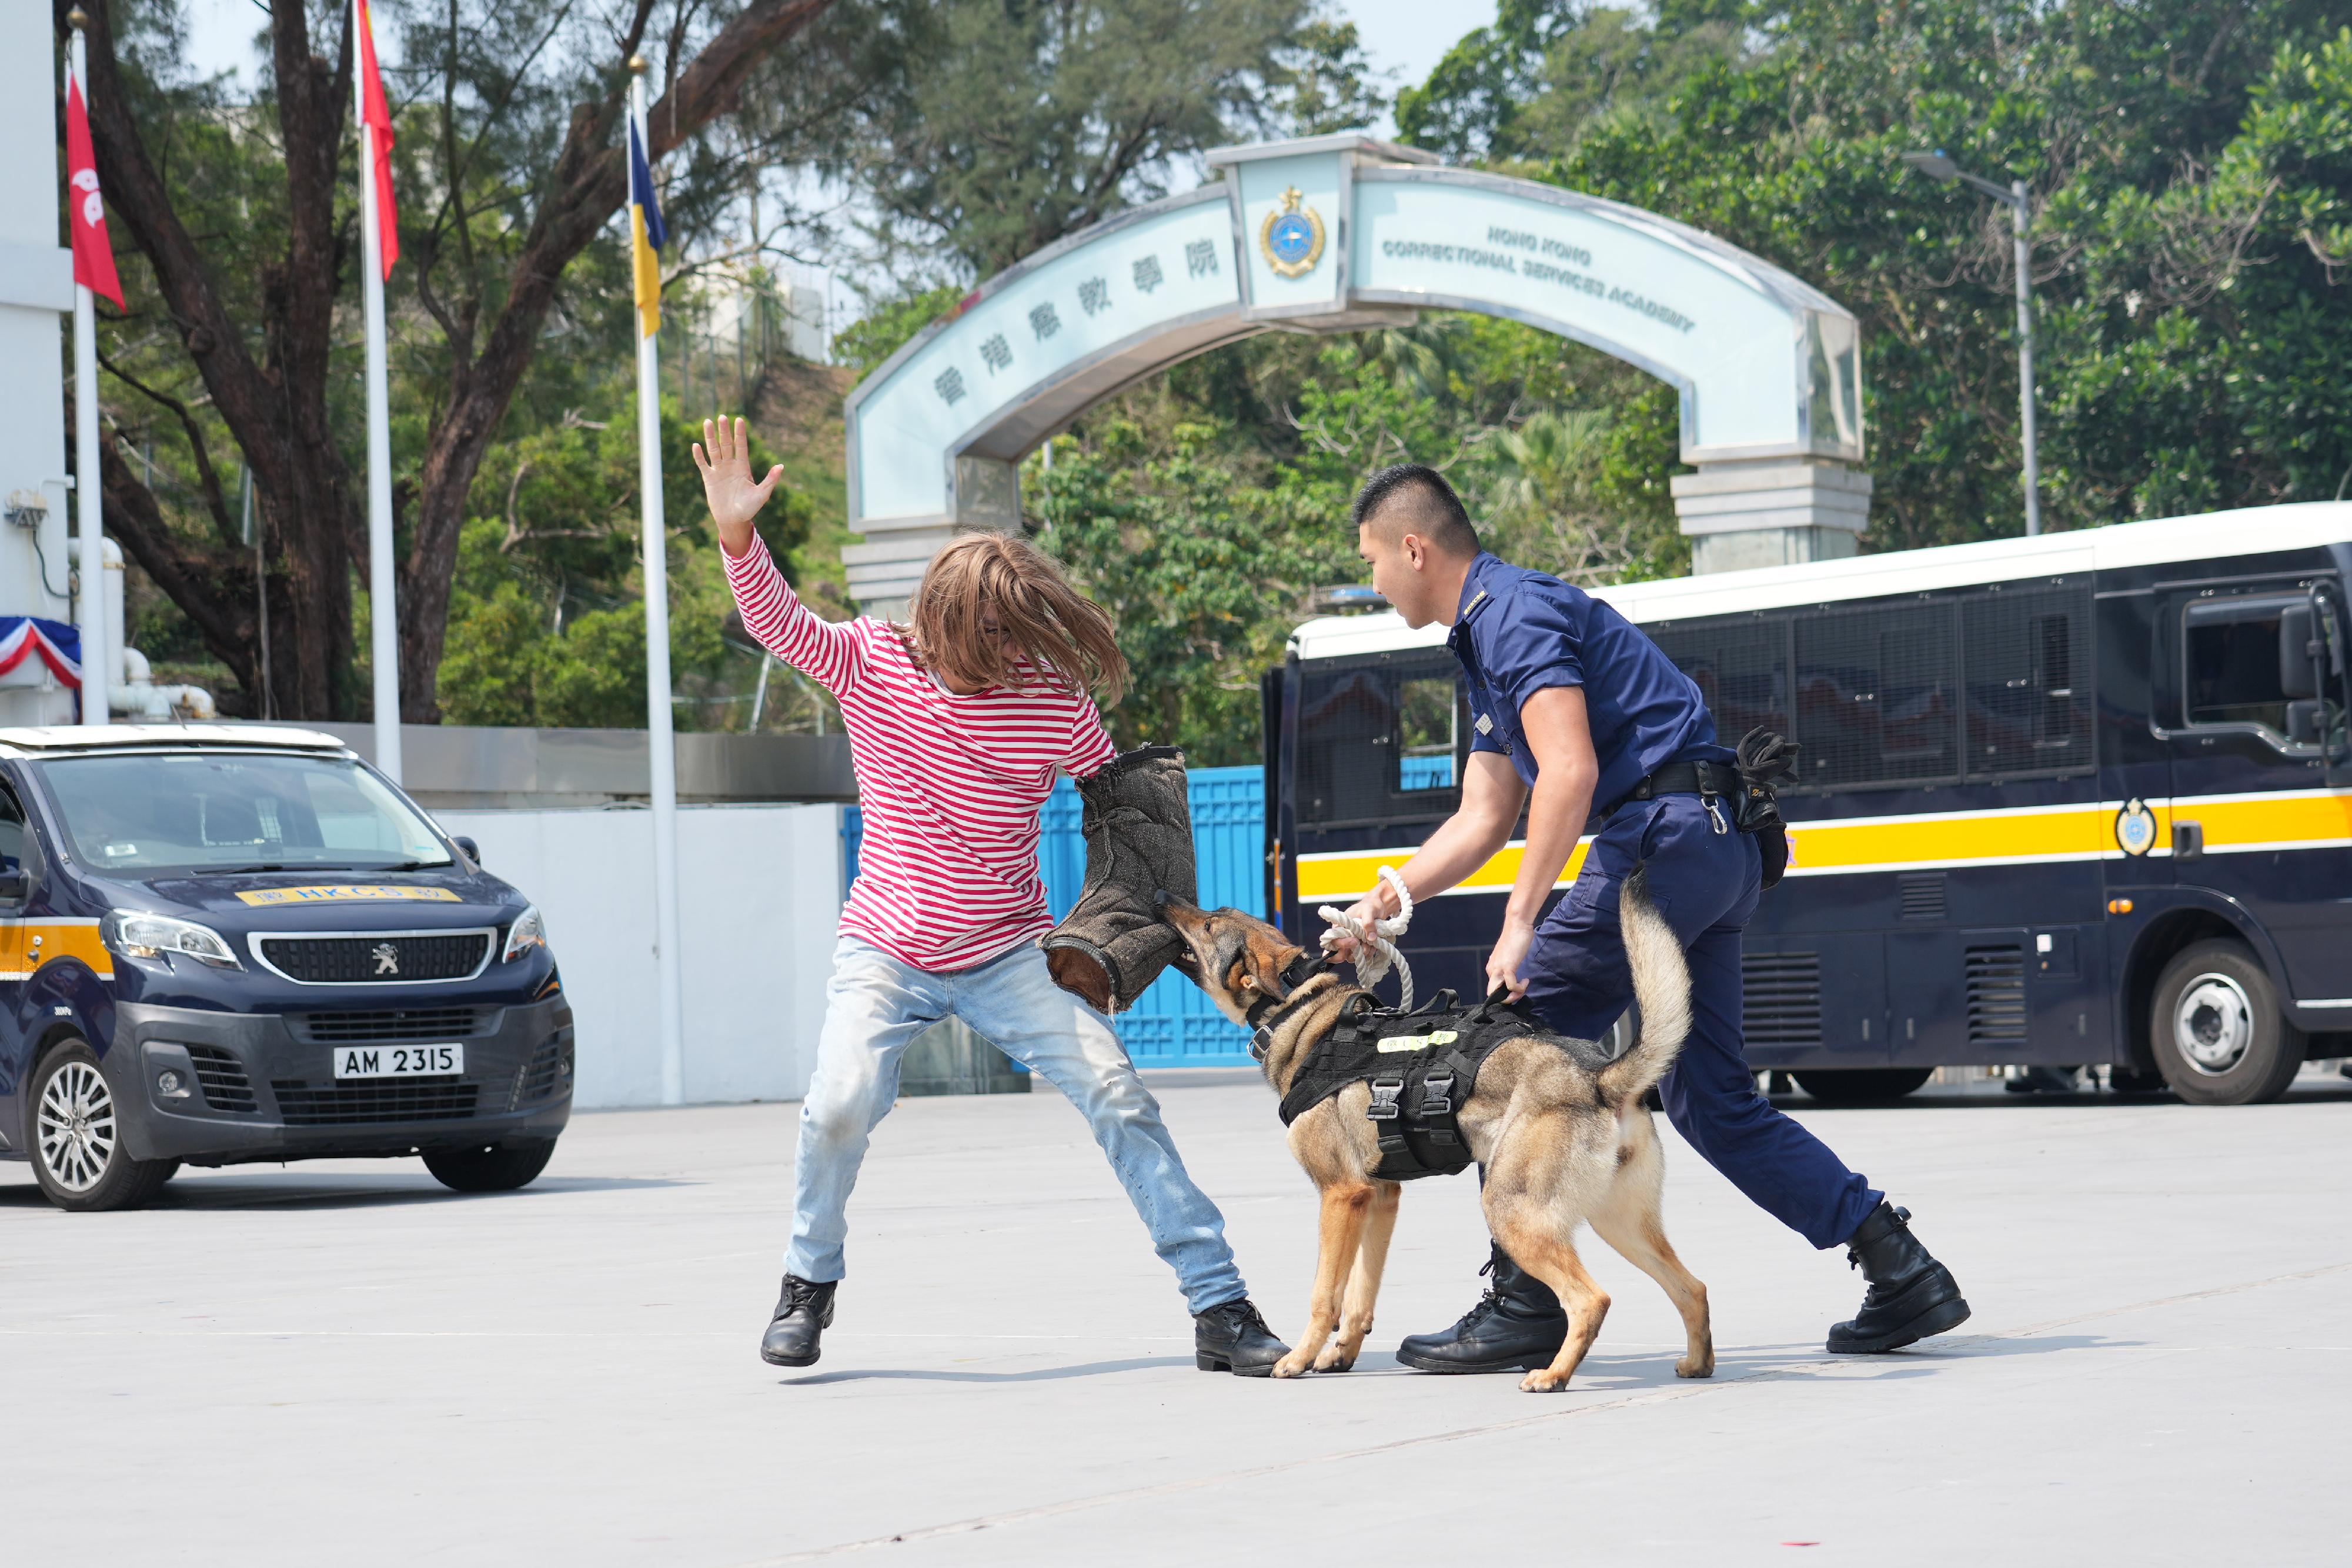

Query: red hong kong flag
[[64, 72, 123, 309], [356, 0, 398, 278]]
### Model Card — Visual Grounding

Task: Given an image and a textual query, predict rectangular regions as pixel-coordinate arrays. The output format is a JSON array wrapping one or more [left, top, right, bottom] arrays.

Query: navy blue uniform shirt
[[1447, 552, 1728, 810]]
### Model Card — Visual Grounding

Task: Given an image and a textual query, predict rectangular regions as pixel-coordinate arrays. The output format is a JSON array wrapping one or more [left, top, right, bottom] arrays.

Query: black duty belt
[[1613, 757, 1742, 827]]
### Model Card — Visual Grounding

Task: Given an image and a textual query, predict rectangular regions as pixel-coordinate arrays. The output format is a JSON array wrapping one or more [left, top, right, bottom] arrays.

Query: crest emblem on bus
[[2114, 799, 2157, 857], [1259, 186, 1326, 279], [372, 942, 401, 975]]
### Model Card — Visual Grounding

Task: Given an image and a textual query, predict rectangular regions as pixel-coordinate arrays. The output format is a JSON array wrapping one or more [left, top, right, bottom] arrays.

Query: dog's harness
[[1272, 987, 1618, 1182], [1244, 952, 1338, 1062]]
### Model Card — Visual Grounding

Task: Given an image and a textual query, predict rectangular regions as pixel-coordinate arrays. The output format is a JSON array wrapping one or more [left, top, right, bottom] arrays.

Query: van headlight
[[102, 911, 243, 970], [502, 904, 546, 962]]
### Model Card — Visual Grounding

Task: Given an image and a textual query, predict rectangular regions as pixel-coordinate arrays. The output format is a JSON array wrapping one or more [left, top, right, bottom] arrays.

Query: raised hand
[[691, 415, 784, 558]]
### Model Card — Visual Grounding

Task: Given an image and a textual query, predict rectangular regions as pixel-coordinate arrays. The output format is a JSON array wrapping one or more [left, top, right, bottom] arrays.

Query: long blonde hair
[[907, 532, 1128, 703]]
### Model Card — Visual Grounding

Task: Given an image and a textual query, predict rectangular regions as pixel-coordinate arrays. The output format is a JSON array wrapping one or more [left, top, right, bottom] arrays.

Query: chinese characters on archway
[[931, 239, 1223, 409]]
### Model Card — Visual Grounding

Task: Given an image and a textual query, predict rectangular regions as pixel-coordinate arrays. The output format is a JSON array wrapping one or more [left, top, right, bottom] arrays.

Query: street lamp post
[[1902, 151, 2040, 537]]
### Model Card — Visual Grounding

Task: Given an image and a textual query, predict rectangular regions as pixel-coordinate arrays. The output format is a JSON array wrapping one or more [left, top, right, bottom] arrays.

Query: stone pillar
[[1671, 457, 1872, 575], [841, 455, 1022, 619]]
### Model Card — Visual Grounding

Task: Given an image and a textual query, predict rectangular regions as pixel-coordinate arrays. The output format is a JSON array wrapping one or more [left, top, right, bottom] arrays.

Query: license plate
[[331, 1044, 463, 1079]]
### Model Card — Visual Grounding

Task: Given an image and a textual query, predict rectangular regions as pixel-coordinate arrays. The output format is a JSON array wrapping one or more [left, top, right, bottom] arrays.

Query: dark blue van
[[0, 724, 573, 1211]]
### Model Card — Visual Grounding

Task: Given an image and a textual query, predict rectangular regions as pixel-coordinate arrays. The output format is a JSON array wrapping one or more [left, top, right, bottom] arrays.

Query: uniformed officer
[[1336, 464, 1972, 1372]]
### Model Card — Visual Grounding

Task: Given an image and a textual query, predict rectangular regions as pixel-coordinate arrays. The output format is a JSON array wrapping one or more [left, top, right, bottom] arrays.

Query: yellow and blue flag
[[628, 116, 667, 338]]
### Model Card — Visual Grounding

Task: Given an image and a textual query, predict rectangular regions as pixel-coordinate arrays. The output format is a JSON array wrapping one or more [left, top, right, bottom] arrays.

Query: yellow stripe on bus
[[1293, 789, 2352, 899]]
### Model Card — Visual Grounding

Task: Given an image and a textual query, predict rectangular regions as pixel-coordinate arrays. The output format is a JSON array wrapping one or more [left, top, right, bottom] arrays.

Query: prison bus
[[1261, 503, 2352, 1108]]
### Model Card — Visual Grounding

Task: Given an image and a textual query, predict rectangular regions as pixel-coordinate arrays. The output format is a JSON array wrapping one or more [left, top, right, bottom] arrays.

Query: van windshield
[[39, 751, 452, 876]]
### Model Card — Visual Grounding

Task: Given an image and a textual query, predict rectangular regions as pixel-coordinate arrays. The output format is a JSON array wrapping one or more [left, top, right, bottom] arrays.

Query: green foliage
[[823, 0, 1317, 277], [436, 389, 811, 729], [831, 285, 965, 379], [1391, 0, 2352, 545]]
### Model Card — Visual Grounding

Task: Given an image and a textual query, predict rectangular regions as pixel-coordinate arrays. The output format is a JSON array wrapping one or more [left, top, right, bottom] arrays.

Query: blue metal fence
[[840, 765, 1264, 1066]]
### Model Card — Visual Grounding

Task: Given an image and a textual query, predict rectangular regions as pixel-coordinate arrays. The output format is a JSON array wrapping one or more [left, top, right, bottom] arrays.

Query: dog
[[1156, 872, 1712, 1393]]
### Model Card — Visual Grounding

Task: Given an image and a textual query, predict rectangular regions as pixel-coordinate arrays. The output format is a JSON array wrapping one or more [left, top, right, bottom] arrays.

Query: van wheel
[[1790, 1067, 1934, 1104], [423, 1138, 556, 1193], [29, 1040, 180, 1212], [2150, 941, 2304, 1106]]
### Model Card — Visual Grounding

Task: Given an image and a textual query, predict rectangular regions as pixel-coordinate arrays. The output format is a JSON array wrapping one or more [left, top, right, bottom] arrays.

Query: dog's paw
[[1517, 1369, 1571, 1393], [1675, 1352, 1715, 1380], [1312, 1346, 1357, 1373], [1271, 1352, 1317, 1379]]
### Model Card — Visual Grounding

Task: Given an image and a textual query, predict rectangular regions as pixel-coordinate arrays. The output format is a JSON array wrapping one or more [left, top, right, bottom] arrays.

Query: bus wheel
[[1789, 1067, 1933, 1104], [2150, 941, 2305, 1106]]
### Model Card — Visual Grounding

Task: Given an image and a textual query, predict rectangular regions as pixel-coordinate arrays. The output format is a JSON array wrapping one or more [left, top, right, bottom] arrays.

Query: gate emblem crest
[[1259, 186, 1326, 279]]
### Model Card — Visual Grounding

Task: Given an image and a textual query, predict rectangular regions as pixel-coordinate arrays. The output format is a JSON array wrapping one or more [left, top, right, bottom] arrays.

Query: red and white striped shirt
[[724, 539, 1116, 970]]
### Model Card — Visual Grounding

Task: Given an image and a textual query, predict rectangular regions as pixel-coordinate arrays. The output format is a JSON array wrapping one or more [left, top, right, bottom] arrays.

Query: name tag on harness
[[1376, 1029, 1459, 1054]]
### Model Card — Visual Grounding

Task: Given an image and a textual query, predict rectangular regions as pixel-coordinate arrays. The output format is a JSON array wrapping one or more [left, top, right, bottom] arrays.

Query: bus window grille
[[1795, 604, 1957, 790], [1963, 587, 2090, 777], [1898, 873, 1946, 921], [1653, 620, 1789, 742], [1742, 952, 1821, 1045], [1965, 945, 2029, 1045]]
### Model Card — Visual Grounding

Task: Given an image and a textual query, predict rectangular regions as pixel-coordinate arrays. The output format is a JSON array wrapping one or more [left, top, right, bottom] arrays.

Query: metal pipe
[[631, 59, 687, 1108], [356, 0, 401, 777], [69, 16, 108, 726], [2012, 179, 2040, 537]]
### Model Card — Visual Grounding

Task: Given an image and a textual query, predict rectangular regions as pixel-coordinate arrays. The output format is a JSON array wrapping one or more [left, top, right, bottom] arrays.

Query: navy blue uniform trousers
[[1520, 793, 1882, 1250]]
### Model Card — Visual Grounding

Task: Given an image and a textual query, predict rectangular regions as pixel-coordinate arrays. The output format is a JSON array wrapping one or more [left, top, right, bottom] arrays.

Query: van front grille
[[510, 1033, 571, 1109], [259, 933, 492, 984], [188, 1045, 257, 1114], [291, 1008, 490, 1042], [1742, 952, 1822, 1045], [269, 1078, 479, 1125], [1966, 945, 2029, 1045]]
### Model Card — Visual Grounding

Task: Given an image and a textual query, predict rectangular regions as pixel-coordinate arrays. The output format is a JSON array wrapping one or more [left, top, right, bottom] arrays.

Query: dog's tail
[[1596, 867, 1692, 1107]]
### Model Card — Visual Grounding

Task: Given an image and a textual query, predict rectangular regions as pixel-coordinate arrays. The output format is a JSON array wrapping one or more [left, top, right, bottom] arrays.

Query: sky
[[179, 0, 1495, 128]]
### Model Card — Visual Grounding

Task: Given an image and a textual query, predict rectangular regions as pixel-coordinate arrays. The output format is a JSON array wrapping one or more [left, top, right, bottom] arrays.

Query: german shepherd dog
[[1156, 874, 1712, 1392]]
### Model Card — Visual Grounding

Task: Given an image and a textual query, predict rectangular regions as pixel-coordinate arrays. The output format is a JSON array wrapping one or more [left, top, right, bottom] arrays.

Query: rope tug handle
[[1317, 865, 1415, 1011]]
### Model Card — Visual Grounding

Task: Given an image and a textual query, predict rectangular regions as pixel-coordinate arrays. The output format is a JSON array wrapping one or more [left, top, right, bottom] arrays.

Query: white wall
[[434, 803, 844, 1109]]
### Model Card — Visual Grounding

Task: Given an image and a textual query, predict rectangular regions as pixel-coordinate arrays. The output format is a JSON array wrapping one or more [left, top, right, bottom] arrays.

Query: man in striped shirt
[[696, 417, 1287, 1376]]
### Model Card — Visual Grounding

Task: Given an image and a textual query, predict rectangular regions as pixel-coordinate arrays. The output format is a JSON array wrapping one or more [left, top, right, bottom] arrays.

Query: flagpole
[[632, 57, 686, 1108], [356, 0, 401, 781], [68, 12, 108, 727]]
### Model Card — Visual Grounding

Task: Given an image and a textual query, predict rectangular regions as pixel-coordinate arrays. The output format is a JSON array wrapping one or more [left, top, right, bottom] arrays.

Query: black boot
[[760, 1275, 837, 1368], [1193, 1297, 1290, 1376], [1827, 1203, 1970, 1353], [1395, 1244, 1568, 1373]]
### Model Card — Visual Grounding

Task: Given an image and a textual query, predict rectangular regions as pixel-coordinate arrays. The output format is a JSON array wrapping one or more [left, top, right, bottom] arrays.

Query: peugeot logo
[[372, 942, 400, 976]]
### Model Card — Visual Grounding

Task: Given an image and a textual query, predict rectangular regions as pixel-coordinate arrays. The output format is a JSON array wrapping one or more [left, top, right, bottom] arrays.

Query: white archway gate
[[842, 133, 1869, 610]]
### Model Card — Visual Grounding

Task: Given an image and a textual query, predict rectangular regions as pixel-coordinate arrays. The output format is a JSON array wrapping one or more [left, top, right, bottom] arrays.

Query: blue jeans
[[1519, 794, 1883, 1251], [786, 934, 1248, 1314]]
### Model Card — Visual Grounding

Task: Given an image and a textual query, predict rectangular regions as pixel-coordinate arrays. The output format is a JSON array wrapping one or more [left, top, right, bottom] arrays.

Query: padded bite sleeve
[[1041, 745, 1195, 1013]]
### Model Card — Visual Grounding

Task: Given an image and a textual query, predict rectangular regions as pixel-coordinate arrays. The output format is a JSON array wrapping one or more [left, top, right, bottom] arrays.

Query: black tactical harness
[[1266, 985, 1618, 1182]]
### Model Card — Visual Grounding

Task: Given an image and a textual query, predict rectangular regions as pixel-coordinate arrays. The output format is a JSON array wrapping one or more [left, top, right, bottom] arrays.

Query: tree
[[821, 0, 1317, 279], [69, 0, 839, 720]]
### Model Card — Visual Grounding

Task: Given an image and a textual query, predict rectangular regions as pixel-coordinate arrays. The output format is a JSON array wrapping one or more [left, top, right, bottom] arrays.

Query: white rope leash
[[1317, 865, 1415, 1011]]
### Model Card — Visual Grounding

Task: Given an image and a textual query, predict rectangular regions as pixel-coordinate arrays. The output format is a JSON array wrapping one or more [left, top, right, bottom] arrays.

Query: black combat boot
[[1826, 1202, 1971, 1353], [1193, 1296, 1291, 1376], [1394, 1243, 1568, 1373], [760, 1275, 837, 1368]]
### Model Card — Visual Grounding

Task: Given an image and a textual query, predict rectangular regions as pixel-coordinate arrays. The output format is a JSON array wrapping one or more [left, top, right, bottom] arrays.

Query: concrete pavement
[[4, 1069, 2348, 1565]]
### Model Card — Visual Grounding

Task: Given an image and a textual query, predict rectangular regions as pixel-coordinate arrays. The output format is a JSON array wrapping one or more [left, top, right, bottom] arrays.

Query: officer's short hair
[[1352, 464, 1480, 558]]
